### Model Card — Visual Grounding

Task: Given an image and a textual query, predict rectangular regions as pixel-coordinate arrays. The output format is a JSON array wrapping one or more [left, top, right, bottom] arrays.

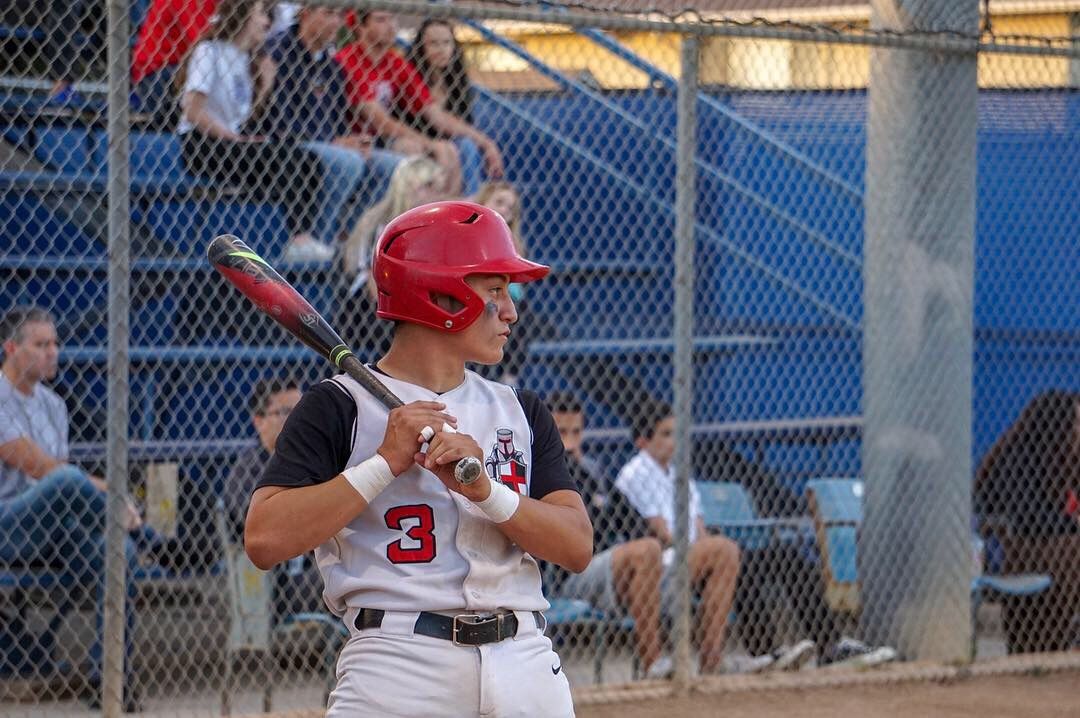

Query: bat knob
[[454, 456, 484, 486]]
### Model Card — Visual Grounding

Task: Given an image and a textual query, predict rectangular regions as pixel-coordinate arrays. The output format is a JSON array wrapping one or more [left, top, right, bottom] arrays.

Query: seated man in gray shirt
[[224, 377, 323, 620], [0, 306, 147, 710]]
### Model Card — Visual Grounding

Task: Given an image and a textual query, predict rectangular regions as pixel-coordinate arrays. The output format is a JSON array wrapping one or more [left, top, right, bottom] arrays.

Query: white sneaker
[[771, 639, 816, 671], [282, 236, 335, 263], [721, 653, 775, 674], [821, 637, 898, 669], [644, 655, 674, 680]]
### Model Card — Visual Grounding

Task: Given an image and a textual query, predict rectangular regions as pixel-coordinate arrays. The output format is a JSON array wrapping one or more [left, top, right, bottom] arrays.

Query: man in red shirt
[[335, 11, 503, 195], [130, 0, 216, 124]]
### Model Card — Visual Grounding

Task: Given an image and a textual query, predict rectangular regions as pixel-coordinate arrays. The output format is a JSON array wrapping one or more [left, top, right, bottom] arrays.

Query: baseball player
[[244, 201, 592, 717]]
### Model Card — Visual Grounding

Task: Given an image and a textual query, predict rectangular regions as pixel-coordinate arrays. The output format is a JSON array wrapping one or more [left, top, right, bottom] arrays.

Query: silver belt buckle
[[452, 613, 499, 646]]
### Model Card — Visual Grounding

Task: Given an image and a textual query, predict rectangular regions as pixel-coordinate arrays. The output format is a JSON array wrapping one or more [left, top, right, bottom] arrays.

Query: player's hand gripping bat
[[207, 234, 483, 485]]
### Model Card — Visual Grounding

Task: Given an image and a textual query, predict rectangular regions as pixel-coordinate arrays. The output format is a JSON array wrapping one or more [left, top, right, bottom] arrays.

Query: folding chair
[[697, 481, 814, 657], [213, 502, 347, 714], [804, 478, 863, 614], [696, 480, 782, 551], [805, 478, 1053, 653]]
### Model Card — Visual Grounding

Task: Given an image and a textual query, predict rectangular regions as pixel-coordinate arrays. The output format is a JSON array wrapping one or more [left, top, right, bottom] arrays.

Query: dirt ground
[[576, 671, 1078, 718]]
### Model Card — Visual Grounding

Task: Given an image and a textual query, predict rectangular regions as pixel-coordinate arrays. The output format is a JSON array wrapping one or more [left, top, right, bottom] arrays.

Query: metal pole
[[104, 0, 131, 715], [861, 0, 978, 661], [671, 34, 699, 690], [1070, 14, 1080, 87]]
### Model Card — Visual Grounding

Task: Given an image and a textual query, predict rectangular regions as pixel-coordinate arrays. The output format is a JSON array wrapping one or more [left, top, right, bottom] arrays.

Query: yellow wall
[[462, 13, 1076, 91], [978, 15, 1072, 87]]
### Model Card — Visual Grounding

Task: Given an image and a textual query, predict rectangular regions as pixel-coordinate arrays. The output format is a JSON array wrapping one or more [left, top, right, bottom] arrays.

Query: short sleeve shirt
[[177, 40, 253, 135], [0, 374, 69, 501], [615, 450, 703, 544], [334, 44, 431, 131]]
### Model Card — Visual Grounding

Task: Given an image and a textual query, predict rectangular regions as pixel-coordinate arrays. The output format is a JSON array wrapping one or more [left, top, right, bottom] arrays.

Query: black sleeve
[[256, 380, 357, 490], [516, 389, 578, 500]]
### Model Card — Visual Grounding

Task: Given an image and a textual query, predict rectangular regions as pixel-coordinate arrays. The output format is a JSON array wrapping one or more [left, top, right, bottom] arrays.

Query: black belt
[[355, 608, 544, 646]]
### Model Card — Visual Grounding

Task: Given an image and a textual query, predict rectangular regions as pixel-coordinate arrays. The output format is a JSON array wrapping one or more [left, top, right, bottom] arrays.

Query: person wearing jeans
[[256, 6, 404, 247], [0, 307, 148, 711], [336, 11, 503, 197], [177, 0, 330, 263]]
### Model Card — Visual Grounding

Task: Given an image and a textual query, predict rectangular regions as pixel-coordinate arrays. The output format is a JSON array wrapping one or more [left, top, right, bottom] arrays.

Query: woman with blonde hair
[[472, 180, 525, 259], [337, 157, 449, 353], [471, 180, 535, 384]]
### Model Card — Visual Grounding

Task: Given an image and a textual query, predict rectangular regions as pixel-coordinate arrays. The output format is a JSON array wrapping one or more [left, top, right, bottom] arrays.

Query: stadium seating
[[805, 478, 1053, 651]]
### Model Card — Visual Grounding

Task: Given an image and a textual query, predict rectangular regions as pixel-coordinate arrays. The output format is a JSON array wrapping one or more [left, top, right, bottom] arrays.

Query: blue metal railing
[[472, 84, 859, 327], [462, 17, 861, 272]]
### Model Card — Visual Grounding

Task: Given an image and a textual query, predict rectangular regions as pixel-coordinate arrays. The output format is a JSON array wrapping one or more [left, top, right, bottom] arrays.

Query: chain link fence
[[1, 0, 1078, 714]]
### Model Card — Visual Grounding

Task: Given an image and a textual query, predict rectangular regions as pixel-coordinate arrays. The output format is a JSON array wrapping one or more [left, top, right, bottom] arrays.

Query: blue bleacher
[[1, 85, 1077, 487]]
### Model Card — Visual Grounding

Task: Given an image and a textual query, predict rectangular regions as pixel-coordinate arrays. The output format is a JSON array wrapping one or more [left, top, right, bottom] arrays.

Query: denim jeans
[[303, 141, 405, 243], [0, 466, 138, 680], [454, 136, 484, 196]]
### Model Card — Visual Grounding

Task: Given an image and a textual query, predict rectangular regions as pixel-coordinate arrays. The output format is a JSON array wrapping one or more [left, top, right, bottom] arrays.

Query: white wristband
[[342, 454, 395, 503], [475, 480, 520, 523]]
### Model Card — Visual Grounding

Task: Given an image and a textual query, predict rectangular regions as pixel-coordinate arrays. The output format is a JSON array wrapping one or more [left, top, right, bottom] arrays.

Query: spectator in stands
[[975, 389, 1080, 653], [473, 180, 525, 261], [41, 1, 101, 107], [403, 19, 474, 129], [177, 0, 333, 263], [131, 0, 216, 125], [0, 307, 147, 711], [335, 10, 503, 196], [256, 4, 403, 246], [336, 156, 448, 355], [399, 19, 485, 191], [544, 392, 671, 677], [614, 399, 753, 675], [223, 378, 323, 618]]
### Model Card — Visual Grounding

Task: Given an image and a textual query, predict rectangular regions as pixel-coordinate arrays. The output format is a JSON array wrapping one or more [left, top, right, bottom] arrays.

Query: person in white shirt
[[177, 0, 332, 262], [615, 399, 742, 675]]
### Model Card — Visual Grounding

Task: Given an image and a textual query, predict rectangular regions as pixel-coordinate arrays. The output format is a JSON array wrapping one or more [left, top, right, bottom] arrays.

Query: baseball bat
[[207, 234, 483, 484]]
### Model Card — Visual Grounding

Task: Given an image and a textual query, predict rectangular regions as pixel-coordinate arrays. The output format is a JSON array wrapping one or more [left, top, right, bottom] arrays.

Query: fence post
[[104, 0, 132, 714], [672, 33, 699, 689], [862, 0, 978, 661]]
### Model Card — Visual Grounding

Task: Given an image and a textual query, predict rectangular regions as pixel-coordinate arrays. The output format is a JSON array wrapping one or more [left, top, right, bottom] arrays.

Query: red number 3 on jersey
[[384, 504, 437, 563]]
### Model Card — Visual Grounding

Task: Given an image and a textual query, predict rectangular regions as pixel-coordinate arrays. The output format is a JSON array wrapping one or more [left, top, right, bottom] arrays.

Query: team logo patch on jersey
[[485, 428, 528, 496]]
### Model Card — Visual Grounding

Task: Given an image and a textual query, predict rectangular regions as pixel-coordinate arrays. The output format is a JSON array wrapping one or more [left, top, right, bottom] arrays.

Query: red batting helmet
[[372, 201, 549, 332]]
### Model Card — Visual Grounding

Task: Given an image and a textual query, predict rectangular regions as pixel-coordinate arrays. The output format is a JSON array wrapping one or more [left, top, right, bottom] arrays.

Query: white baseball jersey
[[256, 368, 578, 616]]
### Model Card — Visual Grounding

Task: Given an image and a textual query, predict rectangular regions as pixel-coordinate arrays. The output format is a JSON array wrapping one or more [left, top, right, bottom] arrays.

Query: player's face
[[4, 321, 60, 386], [252, 387, 301, 453], [641, 416, 676, 467], [421, 23, 455, 70], [460, 274, 517, 364], [552, 411, 585, 461]]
